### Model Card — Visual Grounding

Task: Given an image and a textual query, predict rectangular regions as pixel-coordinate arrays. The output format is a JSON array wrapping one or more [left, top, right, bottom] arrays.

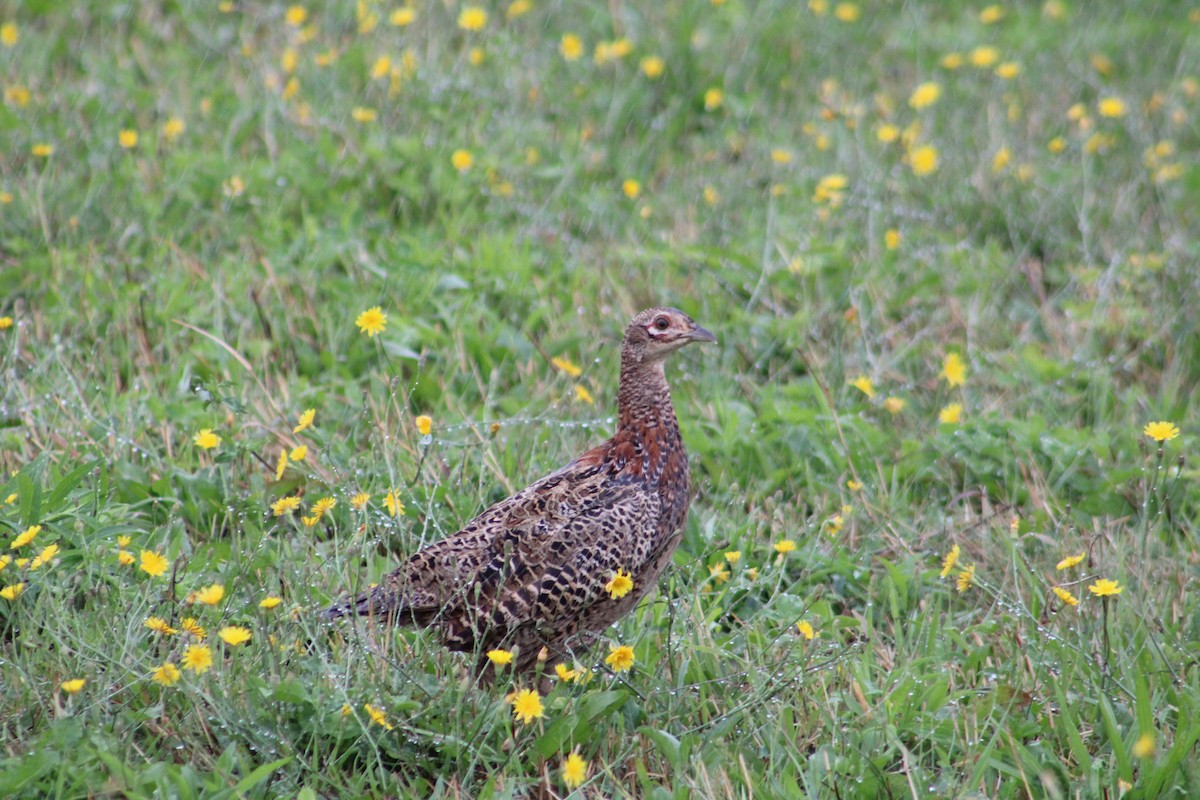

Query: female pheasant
[[325, 307, 716, 676]]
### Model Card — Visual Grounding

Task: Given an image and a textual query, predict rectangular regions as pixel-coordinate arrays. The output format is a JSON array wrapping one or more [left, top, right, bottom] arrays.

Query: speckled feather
[[325, 307, 716, 675]]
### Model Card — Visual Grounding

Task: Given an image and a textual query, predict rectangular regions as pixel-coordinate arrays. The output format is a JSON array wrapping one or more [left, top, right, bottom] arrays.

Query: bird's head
[[623, 307, 717, 364]]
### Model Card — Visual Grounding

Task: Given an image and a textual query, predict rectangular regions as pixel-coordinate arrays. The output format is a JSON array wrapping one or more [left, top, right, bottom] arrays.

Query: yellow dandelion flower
[[370, 55, 391, 80], [704, 87, 724, 111], [941, 52, 964, 69], [560, 33, 583, 61], [32, 143, 54, 157], [909, 82, 942, 110], [415, 415, 432, 436], [941, 352, 967, 387], [390, 7, 415, 26], [1, 22, 18, 47], [355, 306, 387, 337], [562, 751, 588, 789], [725, 550, 742, 564], [850, 375, 875, 398], [555, 662, 577, 681], [991, 147, 1011, 173], [301, 515, 320, 528], [384, 490, 405, 517], [193, 583, 225, 606], [152, 662, 181, 687], [3, 492, 15, 503], [574, 385, 595, 404], [703, 185, 720, 205], [774, 539, 797, 555], [605, 569, 634, 600], [940, 545, 961, 577], [551, 356, 581, 377], [271, 495, 302, 516], [351, 492, 370, 510], [30, 542, 59, 570], [458, 6, 487, 30], [193, 429, 221, 450], [883, 396, 905, 415], [145, 616, 179, 635], [910, 145, 939, 176], [10, 524, 41, 549], [834, 2, 860, 21], [364, 703, 394, 730], [1143, 421, 1180, 442], [275, 449, 288, 480], [956, 564, 975, 593], [1052, 587, 1079, 607], [285, 5, 308, 26], [622, 179, 641, 199], [511, 688, 544, 723], [979, 4, 1004, 23], [351, 106, 377, 123], [709, 562, 731, 583], [640, 55, 665, 78], [289, 445, 307, 462], [259, 596, 283, 609], [1097, 97, 1126, 118], [181, 644, 213, 674], [1056, 552, 1085, 570], [885, 229, 901, 250], [180, 617, 206, 638], [847, 479, 863, 491], [507, 0, 531, 19], [451, 149, 474, 172], [939, 403, 963, 424], [970, 46, 1000, 68], [121, 550, 139, 566], [312, 497, 336, 517], [139, 550, 169, 577], [486, 649, 514, 666], [605, 644, 635, 672], [1048, 136, 1066, 154], [797, 620, 816, 640], [0, 582, 24, 600], [1133, 732, 1155, 759], [877, 124, 900, 143], [118, 129, 138, 149], [995, 61, 1021, 79], [218, 626, 251, 646], [1088, 578, 1123, 597]]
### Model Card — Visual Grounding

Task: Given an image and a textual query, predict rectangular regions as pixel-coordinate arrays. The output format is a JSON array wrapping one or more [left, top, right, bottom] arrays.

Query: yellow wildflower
[[555, 662, 577, 682], [271, 495, 302, 516], [193, 583, 225, 606], [486, 649, 514, 666], [180, 617, 206, 638], [259, 596, 283, 609], [941, 352, 967, 386], [415, 415, 432, 436], [939, 403, 963, 424], [1088, 578, 1123, 597], [956, 564, 976, 593], [1097, 97, 1126, 118], [181, 644, 213, 674], [0, 583, 24, 600], [562, 751, 588, 789], [119, 129, 139, 149], [458, 6, 487, 30], [797, 620, 816, 640], [152, 662, 181, 687], [774, 539, 797, 555], [909, 82, 941, 109], [10, 524, 40, 549], [640, 56, 665, 78], [355, 307, 387, 337], [511, 688, 544, 723], [1143, 421, 1180, 442], [940, 545, 960, 577], [351, 492, 370, 510], [139, 550, 169, 577], [193, 429, 221, 450], [144, 616, 179, 635], [560, 34, 583, 61], [364, 703, 394, 730], [384, 490, 405, 517], [451, 149, 474, 172], [218, 626, 251, 645], [574, 385, 595, 404], [1052, 587, 1079, 607], [605, 569, 634, 599], [1056, 552, 1085, 570], [910, 145, 939, 176], [850, 375, 875, 398], [605, 644, 635, 672]]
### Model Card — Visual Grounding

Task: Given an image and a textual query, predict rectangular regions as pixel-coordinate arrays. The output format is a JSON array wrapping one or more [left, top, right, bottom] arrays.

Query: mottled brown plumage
[[325, 308, 716, 675]]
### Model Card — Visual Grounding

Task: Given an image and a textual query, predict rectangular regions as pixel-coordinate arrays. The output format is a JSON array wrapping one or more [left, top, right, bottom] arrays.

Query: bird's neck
[[616, 356, 679, 438]]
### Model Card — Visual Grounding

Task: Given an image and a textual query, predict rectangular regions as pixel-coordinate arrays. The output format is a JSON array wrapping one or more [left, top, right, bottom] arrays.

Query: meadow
[[2, 0, 1199, 797]]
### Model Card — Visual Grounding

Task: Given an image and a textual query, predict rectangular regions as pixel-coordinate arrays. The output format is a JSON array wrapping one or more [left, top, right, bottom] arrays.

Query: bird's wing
[[327, 457, 657, 636], [463, 476, 659, 641]]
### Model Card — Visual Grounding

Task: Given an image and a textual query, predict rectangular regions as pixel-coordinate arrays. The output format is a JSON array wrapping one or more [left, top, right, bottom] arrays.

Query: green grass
[[3, 0, 1200, 796]]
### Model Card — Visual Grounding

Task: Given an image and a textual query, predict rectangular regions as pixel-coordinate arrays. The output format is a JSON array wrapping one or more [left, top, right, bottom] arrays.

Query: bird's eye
[[653, 317, 670, 330]]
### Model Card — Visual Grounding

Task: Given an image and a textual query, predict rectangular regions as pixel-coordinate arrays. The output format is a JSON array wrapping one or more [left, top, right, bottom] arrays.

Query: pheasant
[[325, 307, 716, 677]]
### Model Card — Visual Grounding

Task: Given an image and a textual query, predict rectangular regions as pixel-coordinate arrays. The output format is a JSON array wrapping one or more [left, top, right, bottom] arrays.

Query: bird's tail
[[322, 585, 405, 622]]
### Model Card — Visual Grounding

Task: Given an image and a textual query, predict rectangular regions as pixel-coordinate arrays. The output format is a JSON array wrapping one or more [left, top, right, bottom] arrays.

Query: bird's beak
[[686, 325, 718, 344]]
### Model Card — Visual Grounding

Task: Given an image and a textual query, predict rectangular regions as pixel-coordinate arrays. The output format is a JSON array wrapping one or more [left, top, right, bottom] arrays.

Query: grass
[[2, 0, 1200, 796]]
